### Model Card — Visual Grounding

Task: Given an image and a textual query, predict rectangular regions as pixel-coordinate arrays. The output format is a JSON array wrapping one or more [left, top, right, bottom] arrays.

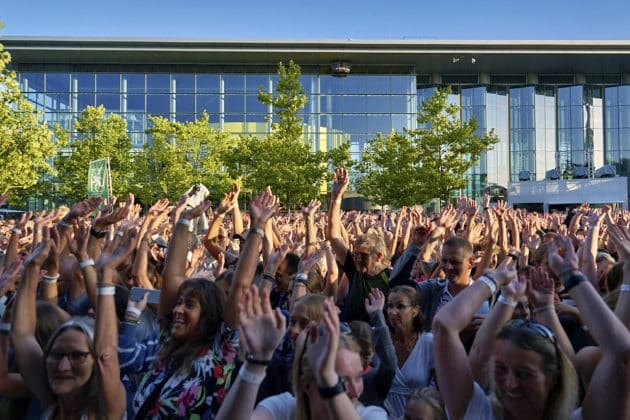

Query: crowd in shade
[[0, 167, 628, 419]]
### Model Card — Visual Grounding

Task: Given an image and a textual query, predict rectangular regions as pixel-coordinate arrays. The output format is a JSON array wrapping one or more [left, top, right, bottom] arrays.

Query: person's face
[[404, 398, 438, 420], [171, 292, 202, 341], [353, 246, 380, 273], [386, 291, 419, 332], [288, 301, 311, 348], [440, 245, 472, 285], [46, 329, 94, 396], [336, 348, 364, 407], [275, 259, 291, 291], [493, 339, 555, 418]]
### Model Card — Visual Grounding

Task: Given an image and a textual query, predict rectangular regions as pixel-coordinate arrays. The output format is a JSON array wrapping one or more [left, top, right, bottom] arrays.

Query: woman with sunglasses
[[433, 235, 630, 419]]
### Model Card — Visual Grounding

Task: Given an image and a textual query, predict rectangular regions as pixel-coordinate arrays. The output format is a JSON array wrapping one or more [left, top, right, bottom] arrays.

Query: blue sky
[[1, 0, 630, 40]]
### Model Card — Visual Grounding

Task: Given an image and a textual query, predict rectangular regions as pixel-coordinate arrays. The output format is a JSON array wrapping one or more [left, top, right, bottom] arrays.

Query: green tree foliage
[[55, 105, 133, 202], [228, 60, 351, 208], [0, 34, 57, 200], [136, 112, 235, 204], [356, 131, 422, 207], [357, 87, 499, 205]]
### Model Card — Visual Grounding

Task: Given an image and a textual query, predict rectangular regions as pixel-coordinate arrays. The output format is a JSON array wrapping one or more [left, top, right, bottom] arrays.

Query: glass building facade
[[7, 38, 630, 201]]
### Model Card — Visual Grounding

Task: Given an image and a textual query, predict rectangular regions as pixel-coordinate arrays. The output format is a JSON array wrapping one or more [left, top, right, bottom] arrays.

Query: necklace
[[394, 332, 418, 367]]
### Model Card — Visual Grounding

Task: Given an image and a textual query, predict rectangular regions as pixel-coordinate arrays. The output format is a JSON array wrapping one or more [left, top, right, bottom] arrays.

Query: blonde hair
[[292, 333, 361, 420]]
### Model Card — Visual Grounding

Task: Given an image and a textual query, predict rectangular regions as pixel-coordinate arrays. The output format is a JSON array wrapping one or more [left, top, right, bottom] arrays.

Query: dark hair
[[156, 278, 226, 374], [443, 236, 473, 258], [389, 285, 424, 332], [114, 284, 130, 322], [284, 253, 300, 276]]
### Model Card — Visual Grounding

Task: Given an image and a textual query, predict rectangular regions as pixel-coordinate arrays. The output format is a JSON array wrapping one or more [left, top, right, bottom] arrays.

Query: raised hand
[[364, 288, 385, 315], [148, 198, 170, 216], [306, 298, 340, 386], [302, 199, 322, 218], [238, 286, 286, 361], [65, 197, 103, 221], [249, 188, 279, 229], [180, 200, 212, 221], [0, 260, 23, 295], [331, 168, 350, 198], [526, 266, 555, 307], [482, 256, 517, 287], [24, 239, 53, 268], [547, 234, 579, 276], [65, 222, 90, 261]]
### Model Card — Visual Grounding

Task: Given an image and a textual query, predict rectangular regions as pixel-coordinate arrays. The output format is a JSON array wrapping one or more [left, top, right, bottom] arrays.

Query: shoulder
[[464, 382, 498, 419], [357, 404, 388, 419], [256, 392, 295, 420]]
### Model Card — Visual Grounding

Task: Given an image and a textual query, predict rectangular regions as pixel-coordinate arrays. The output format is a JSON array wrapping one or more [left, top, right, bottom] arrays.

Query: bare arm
[[327, 168, 350, 262]]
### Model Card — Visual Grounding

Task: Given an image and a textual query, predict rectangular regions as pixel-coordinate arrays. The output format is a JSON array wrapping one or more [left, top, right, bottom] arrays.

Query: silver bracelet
[[238, 364, 266, 385]]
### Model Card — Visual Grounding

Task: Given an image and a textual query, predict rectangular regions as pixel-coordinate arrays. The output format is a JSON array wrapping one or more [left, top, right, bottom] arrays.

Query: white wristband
[[477, 275, 497, 294], [334, 199, 342, 204], [115, 230, 124, 238], [97, 286, 116, 296], [621, 284, 630, 292], [295, 273, 308, 282], [238, 364, 266, 385], [497, 294, 518, 308], [42, 274, 59, 283], [79, 259, 95, 269], [126, 306, 142, 318], [177, 218, 191, 227], [11, 227, 20, 234]]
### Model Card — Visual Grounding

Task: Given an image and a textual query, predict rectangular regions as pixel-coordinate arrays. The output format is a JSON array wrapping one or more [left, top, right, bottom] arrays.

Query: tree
[[355, 131, 422, 207], [135, 112, 236, 204], [411, 87, 499, 204], [227, 61, 350, 209], [0, 31, 57, 201], [55, 105, 133, 202], [357, 87, 499, 205]]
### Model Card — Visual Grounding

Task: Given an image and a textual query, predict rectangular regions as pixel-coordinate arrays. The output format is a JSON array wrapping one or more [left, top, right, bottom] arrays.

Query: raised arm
[[226, 189, 278, 329], [66, 223, 98, 308], [548, 235, 630, 419], [432, 259, 516, 419], [11, 240, 56, 409], [95, 231, 137, 418], [217, 286, 286, 420], [303, 199, 322, 257], [159, 200, 212, 318], [469, 271, 526, 390], [327, 168, 350, 261]]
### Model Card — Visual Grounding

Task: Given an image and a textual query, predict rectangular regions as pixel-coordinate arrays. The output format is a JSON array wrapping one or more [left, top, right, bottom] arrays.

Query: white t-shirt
[[258, 392, 388, 420]]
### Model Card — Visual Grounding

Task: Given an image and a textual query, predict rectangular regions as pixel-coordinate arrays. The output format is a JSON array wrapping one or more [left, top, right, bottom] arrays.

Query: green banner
[[87, 158, 111, 199]]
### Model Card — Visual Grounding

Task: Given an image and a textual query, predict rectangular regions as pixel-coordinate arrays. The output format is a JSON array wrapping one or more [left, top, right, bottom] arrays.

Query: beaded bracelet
[[533, 305, 555, 314]]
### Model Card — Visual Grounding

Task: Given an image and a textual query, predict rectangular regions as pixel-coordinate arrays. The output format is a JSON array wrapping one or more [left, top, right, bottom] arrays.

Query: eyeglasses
[[47, 351, 91, 366], [386, 303, 412, 312]]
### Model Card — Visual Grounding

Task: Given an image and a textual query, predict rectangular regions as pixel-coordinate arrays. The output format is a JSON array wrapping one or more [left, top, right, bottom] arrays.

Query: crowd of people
[[0, 166, 628, 419]]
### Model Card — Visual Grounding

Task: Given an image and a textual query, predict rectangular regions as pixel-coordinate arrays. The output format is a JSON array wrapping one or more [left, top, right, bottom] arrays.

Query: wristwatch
[[90, 227, 107, 239], [317, 377, 346, 399]]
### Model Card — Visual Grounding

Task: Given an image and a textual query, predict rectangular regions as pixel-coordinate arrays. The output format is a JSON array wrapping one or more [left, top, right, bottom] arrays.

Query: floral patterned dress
[[133, 322, 239, 419]]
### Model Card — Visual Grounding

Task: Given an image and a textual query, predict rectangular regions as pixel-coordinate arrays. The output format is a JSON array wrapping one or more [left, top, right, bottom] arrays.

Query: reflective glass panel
[[146, 94, 170, 114], [246, 75, 270, 93], [344, 76, 367, 95], [96, 74, 120, 93], [391, 76, 413, 95], [20, 72, 44, 92], [366, 96, 390, 113], [147, 74, 170, 93], [367, 114, 391, 133], [45, 93, 70, 112], [123, 74, 145, 93], [197, 75, 220, 93], [197, 95, 220, 113], [223, 75, 245, 93], [175, 95, 195, 113], [77, 94, 95, 110], [172, 74, 194, 93], [126, 94, 145, 112], [96, 94, 120, 111], [366, 76, 390, 94], [46, 73, 70, 92], [343, 96, 366, 113], [224, 95, 244, 113], [72, 73, 94, 92], [245, 94, 266, 113]]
